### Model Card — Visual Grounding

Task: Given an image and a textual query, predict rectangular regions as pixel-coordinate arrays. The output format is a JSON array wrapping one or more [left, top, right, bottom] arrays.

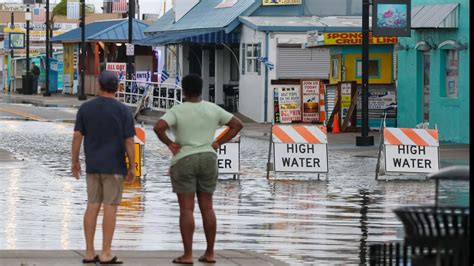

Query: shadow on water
[[0, 121, 469, 264]]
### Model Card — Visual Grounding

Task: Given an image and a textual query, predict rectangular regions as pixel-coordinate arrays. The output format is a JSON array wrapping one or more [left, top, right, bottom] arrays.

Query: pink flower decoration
[[383, 10, 394, 18], [395, 19, 401, 24]]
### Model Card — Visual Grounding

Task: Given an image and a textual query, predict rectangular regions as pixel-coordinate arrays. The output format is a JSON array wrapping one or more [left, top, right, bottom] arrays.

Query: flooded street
[[0, 121, 469, 265]]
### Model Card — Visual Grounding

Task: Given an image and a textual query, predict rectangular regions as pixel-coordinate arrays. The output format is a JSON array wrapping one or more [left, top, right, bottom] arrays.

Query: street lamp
[[25, 6, 32, 94]]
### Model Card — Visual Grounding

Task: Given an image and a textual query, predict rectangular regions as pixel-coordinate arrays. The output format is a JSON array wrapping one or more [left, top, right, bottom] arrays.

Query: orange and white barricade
[[126, 127, 146, 177], [214, 127, 240, 178], [268, 125, 328, 178], [378, 127, 439, 176]]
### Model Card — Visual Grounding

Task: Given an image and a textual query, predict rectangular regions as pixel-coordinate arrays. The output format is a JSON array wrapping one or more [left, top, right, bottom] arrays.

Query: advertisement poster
[[106, 63, 126, 80], [340, 82, 352, 124], [301, 80, 320, 123], [275, 85, 301, 124]]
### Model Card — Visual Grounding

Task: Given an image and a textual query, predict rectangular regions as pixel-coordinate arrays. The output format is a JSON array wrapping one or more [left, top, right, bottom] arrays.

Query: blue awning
[[135, 29, 240, 46]]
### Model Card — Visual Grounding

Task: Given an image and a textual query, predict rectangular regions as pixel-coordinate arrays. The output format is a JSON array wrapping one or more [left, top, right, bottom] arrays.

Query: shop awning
[[411, 3, 459, 28], [135, 29, 240, 46]]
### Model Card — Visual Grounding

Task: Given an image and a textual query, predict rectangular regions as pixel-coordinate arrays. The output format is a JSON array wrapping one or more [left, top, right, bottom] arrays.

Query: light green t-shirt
[[161, 101, 233, 165]]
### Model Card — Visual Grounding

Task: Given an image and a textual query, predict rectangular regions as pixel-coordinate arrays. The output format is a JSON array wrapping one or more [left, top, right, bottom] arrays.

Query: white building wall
[[239, 25, 266, 122]]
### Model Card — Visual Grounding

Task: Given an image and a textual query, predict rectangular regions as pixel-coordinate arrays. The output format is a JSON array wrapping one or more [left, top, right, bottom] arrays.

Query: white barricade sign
[[272, 125, 328, 173], [384, 128, 439, 174], [215, 127, 240, 175]]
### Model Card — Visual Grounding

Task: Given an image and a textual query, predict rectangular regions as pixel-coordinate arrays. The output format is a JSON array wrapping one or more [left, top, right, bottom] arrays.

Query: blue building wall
[[397, 0, 469, 143]]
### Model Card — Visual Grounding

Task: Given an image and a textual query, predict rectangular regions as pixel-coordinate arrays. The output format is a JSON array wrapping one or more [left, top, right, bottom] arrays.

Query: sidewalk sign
[[267, 124, 329, 179], [215, 127, 240, 179], [273, 84, 302, 123], [375, 119, 439, 179], [301, 80, 320, 123], [126, 127, 146, 178]]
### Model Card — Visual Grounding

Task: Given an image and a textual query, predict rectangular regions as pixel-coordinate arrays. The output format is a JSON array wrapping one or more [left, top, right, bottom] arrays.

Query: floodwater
[[0, 121, 469, 265]]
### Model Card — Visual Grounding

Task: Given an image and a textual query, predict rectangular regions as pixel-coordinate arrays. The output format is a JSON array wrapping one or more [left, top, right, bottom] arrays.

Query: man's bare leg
[[197, 192, 216, 262], [177, 193, 196, 263], [100, 204, 118, 261], [84, 203, 101, 260]]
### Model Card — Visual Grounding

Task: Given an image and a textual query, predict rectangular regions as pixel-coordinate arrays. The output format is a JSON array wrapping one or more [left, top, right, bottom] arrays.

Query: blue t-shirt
[[74, 97, 135, 175]]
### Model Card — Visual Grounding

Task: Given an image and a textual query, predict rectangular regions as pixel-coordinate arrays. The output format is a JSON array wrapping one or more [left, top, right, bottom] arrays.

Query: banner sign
[[262, 0, 302, 5], [3, 23, 77, 42], [301, 80, 320, 123], [372, 0, 411, 37], [384, 128, 439, 173], [274, 85, 302, 124], [106, 63, 126, 80], [323, 32, 398, 45]]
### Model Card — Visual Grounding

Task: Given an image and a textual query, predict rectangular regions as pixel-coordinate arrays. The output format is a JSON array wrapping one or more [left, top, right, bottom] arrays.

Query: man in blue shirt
[[71, 70, 136, 264]]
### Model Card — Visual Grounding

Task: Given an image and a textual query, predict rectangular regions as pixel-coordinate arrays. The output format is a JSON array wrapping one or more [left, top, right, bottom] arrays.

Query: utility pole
[[127, 0, 135, 80], [356, 0, 374, 146], [78, 0, 87, 100], [44, 0, 51, 96], [10, 12, 14, 93], [25, 6, 32, 95]]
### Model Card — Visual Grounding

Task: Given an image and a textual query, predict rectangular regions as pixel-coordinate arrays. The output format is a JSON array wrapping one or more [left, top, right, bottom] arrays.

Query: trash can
[[22, 74, 33, 95]]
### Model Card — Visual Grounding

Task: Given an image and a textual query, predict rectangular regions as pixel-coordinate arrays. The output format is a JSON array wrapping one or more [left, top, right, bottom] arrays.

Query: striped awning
[[135, 29, 240, 46]]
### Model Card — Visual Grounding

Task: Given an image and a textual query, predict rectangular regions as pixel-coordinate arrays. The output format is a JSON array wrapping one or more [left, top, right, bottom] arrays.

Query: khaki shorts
[[170, 152, 218, 194], [86, 173, 124, 205]]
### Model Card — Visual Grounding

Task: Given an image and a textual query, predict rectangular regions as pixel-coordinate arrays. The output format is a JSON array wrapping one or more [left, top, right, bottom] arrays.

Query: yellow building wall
[[344, 52, 393, 84]]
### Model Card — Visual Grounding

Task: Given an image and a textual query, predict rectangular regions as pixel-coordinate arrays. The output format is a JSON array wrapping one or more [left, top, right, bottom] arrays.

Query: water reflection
[[0, 121, 469, 264]]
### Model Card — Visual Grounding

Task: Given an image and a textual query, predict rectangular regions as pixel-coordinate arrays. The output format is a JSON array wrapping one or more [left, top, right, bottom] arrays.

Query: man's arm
[[124, 137, 136, 182], [153, 119, 181, 155], [71, 131, 83, 180], [213, 116, 244, 149]]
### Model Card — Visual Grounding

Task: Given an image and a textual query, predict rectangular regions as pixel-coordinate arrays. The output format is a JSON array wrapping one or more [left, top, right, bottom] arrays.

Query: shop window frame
[[355, 59, 381, 79]]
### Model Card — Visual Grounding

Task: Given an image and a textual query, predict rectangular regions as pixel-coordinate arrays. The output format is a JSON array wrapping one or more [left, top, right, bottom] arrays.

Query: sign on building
[[272, 125, 328, 173], [126, 44, 134, 56], [383, 128, 439, 174], [301, 80, 320, 123], [106, 63, 126, 80], [215, 127, 240, 175], [274, 85, 302, 123], [323, 32, 398, 45]]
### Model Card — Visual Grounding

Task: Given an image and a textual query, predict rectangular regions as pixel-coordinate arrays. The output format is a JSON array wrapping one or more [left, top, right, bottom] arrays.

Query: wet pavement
[[0, 119, 469, 265]]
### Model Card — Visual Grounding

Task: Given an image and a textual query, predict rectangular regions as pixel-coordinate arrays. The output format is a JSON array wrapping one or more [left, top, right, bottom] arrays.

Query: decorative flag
[[112, 0, 128, 13], [257, 56, 275, 71], [67, 0, 80, 20], [32, 7, 46, 23], [160, 70, 169, 83]]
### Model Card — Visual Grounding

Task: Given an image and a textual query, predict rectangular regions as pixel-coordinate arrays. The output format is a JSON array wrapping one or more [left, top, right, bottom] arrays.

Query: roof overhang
[[411, 3, 459, 29]]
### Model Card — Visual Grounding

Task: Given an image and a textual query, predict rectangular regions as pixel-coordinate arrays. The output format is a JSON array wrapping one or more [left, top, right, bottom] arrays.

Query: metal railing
[[115, 80, 182, 112]]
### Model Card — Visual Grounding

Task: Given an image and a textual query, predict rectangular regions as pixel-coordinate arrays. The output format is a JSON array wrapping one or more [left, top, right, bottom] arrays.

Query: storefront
[[322, 32, 398, 128], [397, 1, 469, 143], [51, 19, 150, 95]]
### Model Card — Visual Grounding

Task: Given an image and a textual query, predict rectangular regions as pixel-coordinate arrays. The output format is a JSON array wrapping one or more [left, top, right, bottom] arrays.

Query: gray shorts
[[170, 152, 218, 194]]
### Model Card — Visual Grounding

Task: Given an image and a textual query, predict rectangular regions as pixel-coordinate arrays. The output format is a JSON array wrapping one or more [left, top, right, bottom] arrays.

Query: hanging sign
[[372, 0, 411, 37], [340, 82, 352, 124], [272, 125, 328, 173], [215, 127, 240, 175], [301, 80, 320, 123], [126, 44, 135, 56], [384, 128, 439, 173]]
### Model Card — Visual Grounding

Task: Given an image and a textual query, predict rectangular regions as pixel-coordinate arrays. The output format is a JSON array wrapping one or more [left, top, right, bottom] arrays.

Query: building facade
[[397, 0, 469, 143]]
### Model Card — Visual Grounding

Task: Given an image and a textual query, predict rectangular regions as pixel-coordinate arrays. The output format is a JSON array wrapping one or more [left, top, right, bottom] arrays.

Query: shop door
[[422, 51, 430, 123]]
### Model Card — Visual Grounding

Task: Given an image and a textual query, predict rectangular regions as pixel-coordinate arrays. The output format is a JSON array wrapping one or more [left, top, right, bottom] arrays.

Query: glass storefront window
[[444, 49, 459, 98]]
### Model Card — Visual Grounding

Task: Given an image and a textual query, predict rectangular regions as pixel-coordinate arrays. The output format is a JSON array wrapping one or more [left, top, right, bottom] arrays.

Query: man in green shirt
[[154, 74, 243, 264]]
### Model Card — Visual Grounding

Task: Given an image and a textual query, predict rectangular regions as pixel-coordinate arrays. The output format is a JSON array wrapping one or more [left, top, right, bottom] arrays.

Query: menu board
[[301, 80, 320, 123]]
